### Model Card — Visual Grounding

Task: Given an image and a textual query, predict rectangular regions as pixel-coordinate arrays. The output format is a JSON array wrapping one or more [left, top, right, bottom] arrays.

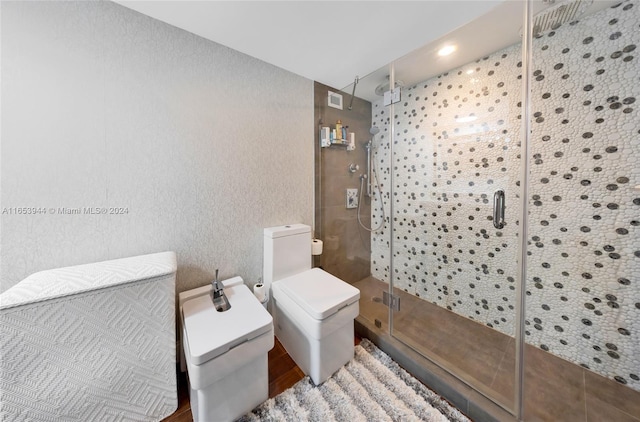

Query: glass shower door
[[380, 47, 524, 411]]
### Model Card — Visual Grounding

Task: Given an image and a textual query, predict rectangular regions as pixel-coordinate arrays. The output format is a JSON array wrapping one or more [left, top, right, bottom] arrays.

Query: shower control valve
[[348, 163, 359, 173]]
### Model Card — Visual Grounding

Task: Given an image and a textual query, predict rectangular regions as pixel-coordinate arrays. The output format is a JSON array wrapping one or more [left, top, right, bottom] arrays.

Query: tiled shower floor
[[354, 276, 640, 422]]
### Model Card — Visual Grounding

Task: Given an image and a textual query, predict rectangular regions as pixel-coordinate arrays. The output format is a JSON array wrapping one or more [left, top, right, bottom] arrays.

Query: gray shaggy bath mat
[[239, 339, 470, 421]]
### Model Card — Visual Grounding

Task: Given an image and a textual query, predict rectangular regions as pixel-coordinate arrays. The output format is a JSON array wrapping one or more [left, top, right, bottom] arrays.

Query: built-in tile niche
[[371, 1, 639, 391], [314, 82, 373, 283]]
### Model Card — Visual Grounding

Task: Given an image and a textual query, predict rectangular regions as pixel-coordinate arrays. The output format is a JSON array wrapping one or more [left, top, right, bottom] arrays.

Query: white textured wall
[[0, 1, 313, 293]]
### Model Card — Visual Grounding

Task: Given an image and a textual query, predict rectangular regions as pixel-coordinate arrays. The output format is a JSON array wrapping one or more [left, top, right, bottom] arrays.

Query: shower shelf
[[320, 127, 355, 150], [324, 141, 355, 151]]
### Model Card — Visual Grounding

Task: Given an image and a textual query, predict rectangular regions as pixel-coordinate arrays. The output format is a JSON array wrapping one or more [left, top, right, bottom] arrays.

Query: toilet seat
[[274, 268, 359, 320], [271, 267, 359, 385], [272, 268, 359, 341]]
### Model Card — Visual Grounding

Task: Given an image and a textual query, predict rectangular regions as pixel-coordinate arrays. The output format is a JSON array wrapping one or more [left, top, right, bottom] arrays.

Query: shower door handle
[[493, 190, 505, 229]]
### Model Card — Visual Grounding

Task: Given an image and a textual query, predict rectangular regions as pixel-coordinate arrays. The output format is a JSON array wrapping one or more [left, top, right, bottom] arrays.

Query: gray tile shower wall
[[314, 82, 373, 283], [371, 1, 639, 391]]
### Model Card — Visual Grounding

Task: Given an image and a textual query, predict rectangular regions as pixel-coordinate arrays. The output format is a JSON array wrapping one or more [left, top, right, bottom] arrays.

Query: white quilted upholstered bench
[[0, 252, 178, 421]]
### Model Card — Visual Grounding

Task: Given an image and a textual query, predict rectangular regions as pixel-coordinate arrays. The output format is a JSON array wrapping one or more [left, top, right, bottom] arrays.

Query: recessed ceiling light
[[466, 69, 474, 75], [438, 45, 456, 56]]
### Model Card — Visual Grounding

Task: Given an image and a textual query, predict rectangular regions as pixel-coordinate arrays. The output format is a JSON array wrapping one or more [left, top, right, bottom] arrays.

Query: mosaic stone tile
[[371, 1, 639, 391]]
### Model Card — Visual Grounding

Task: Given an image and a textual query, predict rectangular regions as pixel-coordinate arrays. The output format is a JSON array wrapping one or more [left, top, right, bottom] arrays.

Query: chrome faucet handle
[[212, 269, 224, 299], [210, 269, 231, 312]]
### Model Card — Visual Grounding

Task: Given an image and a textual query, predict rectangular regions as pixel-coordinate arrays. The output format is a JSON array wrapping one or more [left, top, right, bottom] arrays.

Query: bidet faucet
[[210, 269, 231, 312], [212, 269, 224, 299]]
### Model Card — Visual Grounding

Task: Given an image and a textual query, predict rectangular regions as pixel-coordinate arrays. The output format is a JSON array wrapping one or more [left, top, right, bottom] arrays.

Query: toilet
[[263, 224, 360, 385], [179, 276, 273, 422]]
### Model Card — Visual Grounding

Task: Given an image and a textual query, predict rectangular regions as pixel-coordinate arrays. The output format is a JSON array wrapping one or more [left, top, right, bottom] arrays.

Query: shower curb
[[355, 316, 516, 422]]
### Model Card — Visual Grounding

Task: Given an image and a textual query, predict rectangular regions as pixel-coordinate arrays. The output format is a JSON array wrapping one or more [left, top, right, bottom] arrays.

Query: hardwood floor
[[267, 338, 305, 398], [163, 336, 361, 421], [162, 365, 193, 422]]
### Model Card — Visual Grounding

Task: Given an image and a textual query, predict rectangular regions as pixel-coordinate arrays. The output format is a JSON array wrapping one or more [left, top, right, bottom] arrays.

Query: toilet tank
[[263, 224, 312, 294]]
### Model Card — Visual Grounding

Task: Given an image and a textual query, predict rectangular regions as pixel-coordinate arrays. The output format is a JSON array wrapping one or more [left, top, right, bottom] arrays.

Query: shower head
[[367, 126, 380, 150], [524, 0, 594, 37], [374, 76, 404, 96]]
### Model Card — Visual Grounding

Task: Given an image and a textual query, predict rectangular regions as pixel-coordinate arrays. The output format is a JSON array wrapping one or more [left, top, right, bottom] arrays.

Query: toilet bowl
[[263, 224, 360, 385], [179, 277, 273, 422]]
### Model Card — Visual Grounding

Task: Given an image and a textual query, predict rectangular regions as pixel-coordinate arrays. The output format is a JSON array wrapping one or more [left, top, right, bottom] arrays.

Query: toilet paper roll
[[253, 283, 266, 303], [312, 239, 323, 256]]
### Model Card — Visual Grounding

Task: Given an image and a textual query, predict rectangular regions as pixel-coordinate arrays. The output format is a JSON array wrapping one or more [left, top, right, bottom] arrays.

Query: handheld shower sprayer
[[366, 126, 380, 197], [357, 125, 385, 233]]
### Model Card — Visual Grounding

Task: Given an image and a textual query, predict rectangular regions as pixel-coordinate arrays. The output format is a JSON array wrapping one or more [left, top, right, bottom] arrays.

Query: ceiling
[[114, 1, 504, 90], [114, 1, 615, 103]]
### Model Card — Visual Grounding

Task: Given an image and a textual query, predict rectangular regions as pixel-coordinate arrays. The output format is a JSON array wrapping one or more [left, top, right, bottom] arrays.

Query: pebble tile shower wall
[[370, 1, 639, 392]]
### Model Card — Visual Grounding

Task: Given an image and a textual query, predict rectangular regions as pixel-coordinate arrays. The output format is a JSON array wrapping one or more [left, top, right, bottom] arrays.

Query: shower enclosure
[[317, 0, 639, 420]]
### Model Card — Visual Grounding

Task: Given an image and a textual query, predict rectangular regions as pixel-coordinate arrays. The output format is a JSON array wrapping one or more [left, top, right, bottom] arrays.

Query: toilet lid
[[182, 284, 273, 365], [275, 268, 360, 320]]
